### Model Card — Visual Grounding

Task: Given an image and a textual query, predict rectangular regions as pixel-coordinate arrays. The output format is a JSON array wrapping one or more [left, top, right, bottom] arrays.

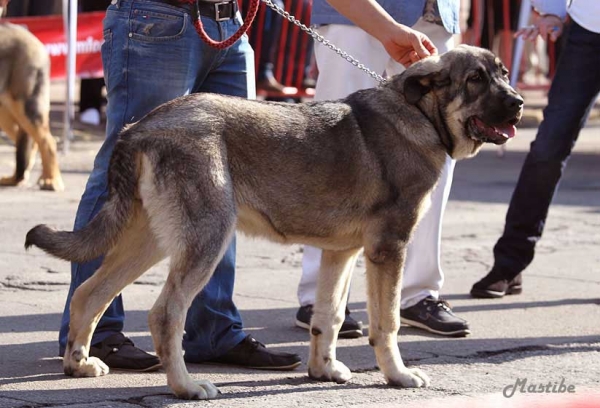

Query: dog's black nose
[[504, 93, 524, 111]]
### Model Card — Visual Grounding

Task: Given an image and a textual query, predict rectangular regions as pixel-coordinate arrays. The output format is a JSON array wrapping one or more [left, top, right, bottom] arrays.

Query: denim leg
[[60, 1, 226, 353], [181, 17, 255, 362], [493, 22, 600, 278], [183, 239, 247, 361]]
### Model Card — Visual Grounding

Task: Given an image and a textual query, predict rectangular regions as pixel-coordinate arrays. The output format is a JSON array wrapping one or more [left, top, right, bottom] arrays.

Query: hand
[[379, 23, 438, 67], [515, 13, 564, 42]]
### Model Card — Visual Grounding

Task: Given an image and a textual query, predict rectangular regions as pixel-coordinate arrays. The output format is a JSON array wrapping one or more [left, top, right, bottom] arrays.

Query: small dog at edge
[[0, 22, 64, 191], [25, 45, 522, 399]]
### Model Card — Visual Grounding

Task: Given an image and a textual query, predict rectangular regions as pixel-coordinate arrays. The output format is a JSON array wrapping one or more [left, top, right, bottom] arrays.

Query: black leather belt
[[159, 0, 237, 21]]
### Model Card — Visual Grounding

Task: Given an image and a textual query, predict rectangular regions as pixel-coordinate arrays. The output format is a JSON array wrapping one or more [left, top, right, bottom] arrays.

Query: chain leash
[[260, 0, 387, 84]]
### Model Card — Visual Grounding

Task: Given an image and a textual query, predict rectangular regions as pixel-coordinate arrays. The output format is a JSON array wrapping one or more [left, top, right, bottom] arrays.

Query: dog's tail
[[25, 137, 139, 263]]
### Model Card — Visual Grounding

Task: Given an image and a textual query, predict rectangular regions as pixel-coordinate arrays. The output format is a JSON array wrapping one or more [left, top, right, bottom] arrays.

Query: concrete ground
[[0, 97, 599, 407]]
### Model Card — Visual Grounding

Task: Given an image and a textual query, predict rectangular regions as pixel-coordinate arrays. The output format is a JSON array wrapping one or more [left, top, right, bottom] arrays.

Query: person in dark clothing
[[471, 1, 600, 298]]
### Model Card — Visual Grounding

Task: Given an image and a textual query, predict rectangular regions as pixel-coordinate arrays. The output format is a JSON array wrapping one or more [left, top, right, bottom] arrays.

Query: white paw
[[387, 367, 430, 388], [197, 380, 220, 399], [309, 359, 352, 384], [173, 380, 220, 400], [65, 356, 109, 377]]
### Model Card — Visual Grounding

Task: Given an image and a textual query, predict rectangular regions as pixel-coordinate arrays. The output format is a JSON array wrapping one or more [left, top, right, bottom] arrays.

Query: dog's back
[[0, 22, 50, 99]]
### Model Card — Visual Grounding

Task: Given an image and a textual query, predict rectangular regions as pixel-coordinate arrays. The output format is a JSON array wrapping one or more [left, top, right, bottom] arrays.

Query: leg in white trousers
[[297, 20, 455, 310]]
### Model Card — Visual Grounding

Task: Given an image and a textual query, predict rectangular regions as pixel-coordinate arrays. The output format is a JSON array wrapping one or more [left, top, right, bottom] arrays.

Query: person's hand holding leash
[[326, 0, 437, 66], [380, 23, 438, 67], [382, 24, 438, 67], [515, 12, 564, 42]]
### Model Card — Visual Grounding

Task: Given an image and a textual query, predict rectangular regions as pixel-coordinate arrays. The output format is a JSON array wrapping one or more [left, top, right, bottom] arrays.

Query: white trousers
[[297, 19, 456, 309]]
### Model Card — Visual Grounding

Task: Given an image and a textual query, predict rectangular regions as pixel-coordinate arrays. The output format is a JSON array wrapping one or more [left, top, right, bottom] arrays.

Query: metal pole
[[510, 0, 531, 88], [62, 0, 77, 154]]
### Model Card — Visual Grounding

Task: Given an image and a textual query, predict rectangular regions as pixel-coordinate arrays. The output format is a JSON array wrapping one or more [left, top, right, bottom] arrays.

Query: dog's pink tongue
[[495, 123, 517, 139]]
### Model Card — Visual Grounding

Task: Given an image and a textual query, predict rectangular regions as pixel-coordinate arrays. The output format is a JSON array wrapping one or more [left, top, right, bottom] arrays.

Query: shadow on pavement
[[449, 149, 600, 208], [2, 295, 599, 335]]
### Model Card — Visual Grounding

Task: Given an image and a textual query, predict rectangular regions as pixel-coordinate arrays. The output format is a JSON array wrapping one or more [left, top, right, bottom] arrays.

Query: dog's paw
[[173, 380, 220, 400], [38, 176, 64, 192], [308, 359, 352, 384], [0, 175, 24, 187], [65, 356, 109, 378], [387, 367, 430, 388]]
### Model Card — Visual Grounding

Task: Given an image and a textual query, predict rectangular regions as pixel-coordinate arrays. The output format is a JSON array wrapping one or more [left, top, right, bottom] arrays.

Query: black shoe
[[295, 305, 364, 339], [203, 335, 301, 371], [470, 270, 523, 298], [400, 297, 471, 337], [88, 333, 161, 372]]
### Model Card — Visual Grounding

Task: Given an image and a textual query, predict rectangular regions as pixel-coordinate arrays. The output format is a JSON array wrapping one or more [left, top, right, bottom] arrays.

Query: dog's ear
[[403, 68, 450, 105]]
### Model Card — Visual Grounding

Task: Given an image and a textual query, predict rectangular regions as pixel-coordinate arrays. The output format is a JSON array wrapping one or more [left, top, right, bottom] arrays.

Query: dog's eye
[[468, 73, 483, 82]]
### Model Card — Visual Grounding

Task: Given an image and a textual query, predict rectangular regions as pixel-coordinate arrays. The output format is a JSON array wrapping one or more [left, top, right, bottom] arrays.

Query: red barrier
[[5, 12, 105, 80], [467, 0, 557, 92], [7, 4, 315, 96], [242, 0, 315, 99]]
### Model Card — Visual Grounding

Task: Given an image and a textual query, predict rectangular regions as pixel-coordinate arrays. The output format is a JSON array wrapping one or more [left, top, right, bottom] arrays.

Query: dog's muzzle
[[467, 115, 520, 145]]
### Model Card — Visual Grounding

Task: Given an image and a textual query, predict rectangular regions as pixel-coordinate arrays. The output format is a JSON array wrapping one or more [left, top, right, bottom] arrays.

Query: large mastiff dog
[[26, 45, 522, 399], [0, 22, 64, 191]]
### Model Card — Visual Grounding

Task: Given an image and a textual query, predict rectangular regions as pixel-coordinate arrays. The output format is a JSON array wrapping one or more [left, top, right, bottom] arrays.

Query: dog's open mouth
[[468, 116, 518, 145]]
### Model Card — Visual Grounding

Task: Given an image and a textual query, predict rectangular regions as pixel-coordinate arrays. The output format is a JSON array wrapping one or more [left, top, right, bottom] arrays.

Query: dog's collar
[[435, 103, 455, 157]]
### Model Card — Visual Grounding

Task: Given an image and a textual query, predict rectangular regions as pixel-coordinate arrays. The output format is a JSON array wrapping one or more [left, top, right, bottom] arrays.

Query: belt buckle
[[214, 1, 232, 22]]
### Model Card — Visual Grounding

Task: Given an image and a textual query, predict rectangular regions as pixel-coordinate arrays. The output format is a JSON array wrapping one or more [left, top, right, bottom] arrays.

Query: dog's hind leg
[[0, 105, 19, 144], [64, 208, 165, 378], [308, 247, 361, 383], [14, 129, 37, 183], [0, 92, 64, 191], [0, 106, 37, 186], [364, 238, 430, 388], [147, 218, 235, 400]]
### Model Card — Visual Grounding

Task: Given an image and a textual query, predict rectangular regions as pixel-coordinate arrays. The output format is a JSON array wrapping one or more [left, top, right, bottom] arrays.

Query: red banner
[[6, 11, 105, 80]]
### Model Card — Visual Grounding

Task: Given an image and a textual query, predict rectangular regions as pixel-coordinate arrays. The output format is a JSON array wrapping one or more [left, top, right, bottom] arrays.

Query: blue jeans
[[492, 22, 600, 279], [59, 0, 255, 362]]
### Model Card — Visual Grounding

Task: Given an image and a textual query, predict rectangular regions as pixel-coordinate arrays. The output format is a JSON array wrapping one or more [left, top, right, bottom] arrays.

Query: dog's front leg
[[308, 248, 361, 383], [364, 241, 430, 388]]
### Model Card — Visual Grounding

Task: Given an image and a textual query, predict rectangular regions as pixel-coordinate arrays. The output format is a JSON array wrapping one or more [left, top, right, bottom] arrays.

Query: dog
[[25, 45, 523, 399], [0, 22, 64, 191]]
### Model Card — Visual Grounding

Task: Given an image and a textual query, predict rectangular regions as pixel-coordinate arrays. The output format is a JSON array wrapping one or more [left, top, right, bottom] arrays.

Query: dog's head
[[396, 44, 523, 159]]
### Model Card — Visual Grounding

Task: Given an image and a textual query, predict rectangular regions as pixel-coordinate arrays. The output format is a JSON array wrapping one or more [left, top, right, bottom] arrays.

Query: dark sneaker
[[88, 333, 161, 372], [470, 270, 523, 298], [295, 305, 363, 339], [204, 335, 301, 371], [400, 297, 471, 337]]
